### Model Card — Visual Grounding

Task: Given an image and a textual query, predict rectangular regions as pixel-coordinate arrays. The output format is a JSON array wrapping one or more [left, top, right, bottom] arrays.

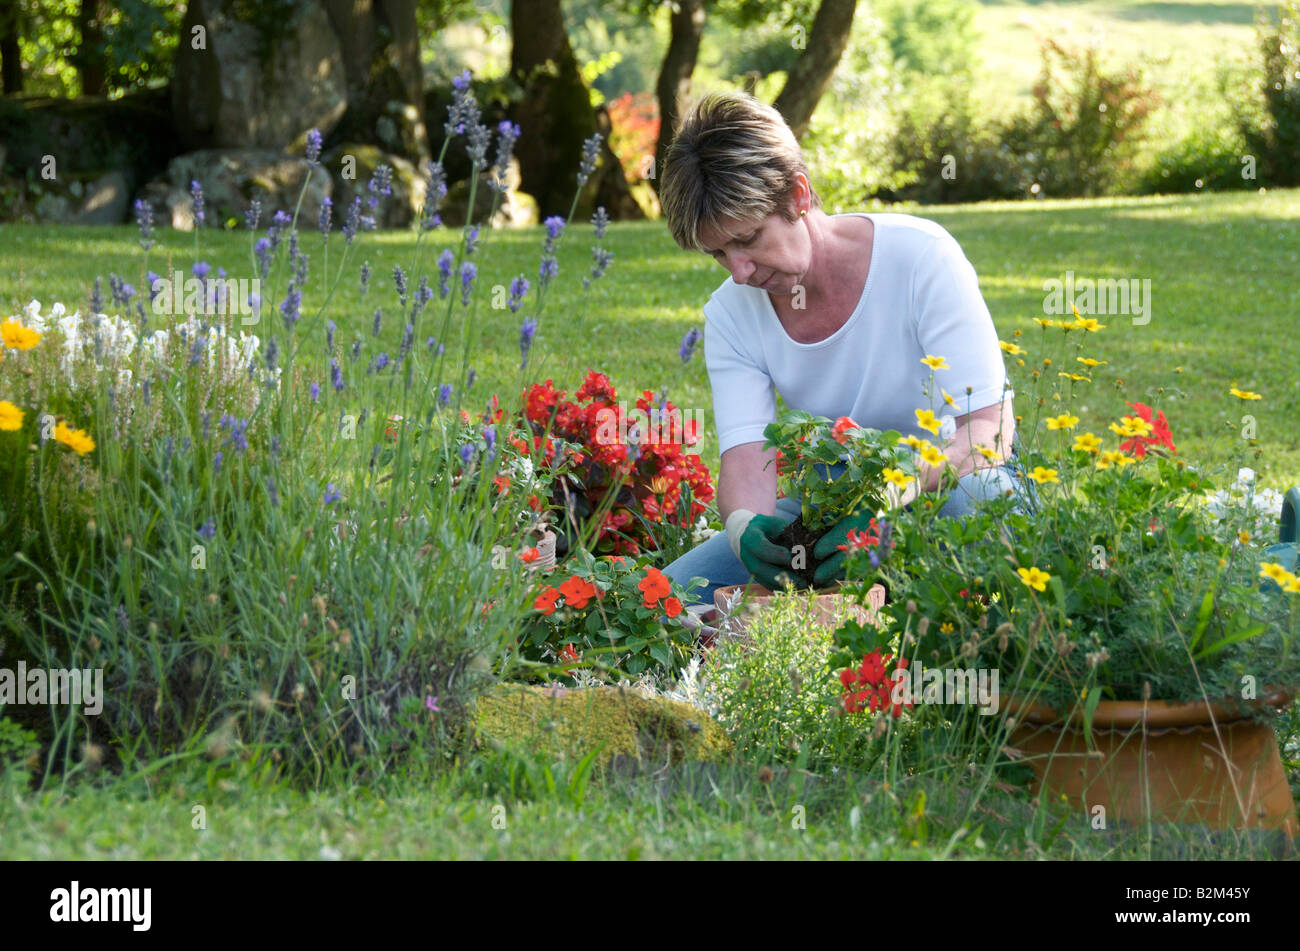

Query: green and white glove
[[726, 509, 799, 590], [811, 509, 879, 586]]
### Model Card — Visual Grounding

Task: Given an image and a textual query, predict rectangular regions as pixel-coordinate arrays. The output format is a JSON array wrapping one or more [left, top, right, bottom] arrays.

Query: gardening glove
[[811, 509, 878, 586], [726, 508, 799, 590]]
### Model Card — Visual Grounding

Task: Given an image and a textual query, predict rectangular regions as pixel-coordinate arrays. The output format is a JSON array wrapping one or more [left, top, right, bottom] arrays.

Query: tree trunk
[[75, 0, 107, 97], [1, 32, 22, 95], [322, 0, 429, 161], [651, 0, 705, 197], [510, 0, 642, 219], [772, 0, 858, 140]]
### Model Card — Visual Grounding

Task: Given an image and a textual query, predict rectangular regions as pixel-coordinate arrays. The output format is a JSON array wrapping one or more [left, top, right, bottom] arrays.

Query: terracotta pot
[[713, 582, 887, 634], [1003, 690, 1298, 838]]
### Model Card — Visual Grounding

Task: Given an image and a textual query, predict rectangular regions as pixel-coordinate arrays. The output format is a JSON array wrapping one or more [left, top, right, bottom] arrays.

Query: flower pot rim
[[1002, 688, 1296, 728]]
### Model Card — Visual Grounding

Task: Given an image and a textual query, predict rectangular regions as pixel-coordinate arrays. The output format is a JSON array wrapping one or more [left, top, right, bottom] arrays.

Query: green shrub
[[1237, 1, 1300, 187], [1137, 121, 1255, 195]]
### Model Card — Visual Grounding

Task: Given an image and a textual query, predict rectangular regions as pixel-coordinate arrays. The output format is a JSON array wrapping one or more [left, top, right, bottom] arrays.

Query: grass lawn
[[3, 188, 1298, 859]]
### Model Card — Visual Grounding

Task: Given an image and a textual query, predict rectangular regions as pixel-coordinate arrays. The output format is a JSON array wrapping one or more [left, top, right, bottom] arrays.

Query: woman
[[656, 91, 1035, 606]]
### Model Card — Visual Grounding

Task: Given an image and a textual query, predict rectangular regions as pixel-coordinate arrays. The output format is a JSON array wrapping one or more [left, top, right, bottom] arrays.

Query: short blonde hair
[[659, 90, 822, 253]]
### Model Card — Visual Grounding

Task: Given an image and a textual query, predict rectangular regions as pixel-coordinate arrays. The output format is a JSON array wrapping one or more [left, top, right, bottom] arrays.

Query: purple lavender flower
[[266, 476, 280, 507], [351, 340, 362, 361], [371, 352, 390, 373], [591, 206, 609, 240], [90, 277, 104, 316], [679, 327, 703, 363], [458, 444, 474, 466], [245, 198, 262, 231], [438, 383, 453, 406], [134, 199, 155, 251], [393, 265, 407, 304], [326, 320, 336, 354], [147, 270, 162, 301], [189, 334, 205, 367], [305, 128, 323, 165], [508, 275, 530, 313], [367, 166, 394, 211], [310, 381, 321, 402], [254, 238, 272, 280], [452, 70, 471, 93], [583, 246, 614, 289], [360, 259, 370, 294], [467, 367, 476, 388], [445, 70, 474, 140], [422, 160, 446, 231], [343, 197, 362, 244], [331, 357, 345, 392], [318, 196, 332, 239], [372, 307, 383, 337], [466, 121, 491, 168], [281, 285, 301, 328], [490, 120, 521, 192], [213, 451, 224, 475], [483, 426, 497, 454], [519, 316, 538, 369], [539, 257, 558, 286], [323, 483, 342, 505], [459, 262, 476, 305], [198, 518, 216, 539], [544, 215, 565, 246], [464, 225, 479, 257], [427, 336, 438, 350], [219, 414, 251, 453], [190, 179, 205, 228], [264, 336, 279, 372], [437, 249, 454, 299], [267, 209, 291, 250], [399, 323, 414, 362], [577, 133, 603, 188], [193, 261, 211, 280]]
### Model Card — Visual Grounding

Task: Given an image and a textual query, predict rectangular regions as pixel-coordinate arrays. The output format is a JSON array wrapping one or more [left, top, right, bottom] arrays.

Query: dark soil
[[771, 516, 833, 590]]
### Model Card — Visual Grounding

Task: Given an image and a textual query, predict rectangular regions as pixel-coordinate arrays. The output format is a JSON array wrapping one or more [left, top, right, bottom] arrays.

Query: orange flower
[[527, 494, 543, 512], [637, 567, 671, 607], [664, 597, 683, 618], [558, 643, 580, 664], [519, 547, 540, 564], [493, 474, 510, 496], [831, 416, 859, 444], [533, 587, 561, 614], [559, 575, 597, 610]]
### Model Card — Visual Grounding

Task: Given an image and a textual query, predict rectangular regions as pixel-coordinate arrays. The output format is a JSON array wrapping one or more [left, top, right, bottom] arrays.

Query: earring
[[800, 209, 807, 217]]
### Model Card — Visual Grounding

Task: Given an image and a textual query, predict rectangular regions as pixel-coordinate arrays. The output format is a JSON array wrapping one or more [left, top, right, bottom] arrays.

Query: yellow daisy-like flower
[[939, 622, 955, 634], [0, 318, 42, 350], [54, 421, 96, 456], [1096, 449, 1135, 469], [1259, 562, 1291, 585], [1072, 432, 1102, 454], [1000, 340, 1026, 356], [1076, 357, 1106, 367], [1046, 413, 1080, 430], [1285, 576, 1300, 595], [920, 355, 949, 371], [1237, 529, 1251, 545], [1073, 317, 1105, 332], [899, 434, 929, 450], [882, 467, 913, 488], [1229, 384, 1262, 401], [1109, 416, 1152, 439], [974, 443, 1000, 462], [920, 445, 947, 468], [1058, 372, 1092, 382], [1034, 317, 1055, 329], [941, 388, 957, 408], [1017, 566, 1050, 592], [1028, 466, 1059, 484], [915, 408, 941, 435], [0, 400, 24, 431]]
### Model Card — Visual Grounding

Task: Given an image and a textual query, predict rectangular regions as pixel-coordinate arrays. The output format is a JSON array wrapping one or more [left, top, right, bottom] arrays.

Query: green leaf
[[648, 642, 672, 667], [1187, 588, 1216, 653]]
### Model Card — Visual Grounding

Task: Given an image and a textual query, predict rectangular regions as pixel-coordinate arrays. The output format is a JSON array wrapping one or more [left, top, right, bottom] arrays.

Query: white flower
[[938, 414, 957, 442], [691, 515, 718, 544]]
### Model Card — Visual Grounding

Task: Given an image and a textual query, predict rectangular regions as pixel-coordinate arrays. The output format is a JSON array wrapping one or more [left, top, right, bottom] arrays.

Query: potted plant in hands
[[715, 411, 911, 630], [838, 331, 1300, 837]]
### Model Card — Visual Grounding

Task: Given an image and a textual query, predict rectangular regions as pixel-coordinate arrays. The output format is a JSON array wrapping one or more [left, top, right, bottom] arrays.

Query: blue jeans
[[664, 456, 1039, 607]]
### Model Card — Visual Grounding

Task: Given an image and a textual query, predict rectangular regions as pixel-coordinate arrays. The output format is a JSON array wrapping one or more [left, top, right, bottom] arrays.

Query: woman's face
[[697, 197, 811, 296]]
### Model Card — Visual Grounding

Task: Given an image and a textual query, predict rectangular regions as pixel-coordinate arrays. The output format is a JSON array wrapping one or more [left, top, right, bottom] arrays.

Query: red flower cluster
[[534, 574, 600, 614], [520, 371, 715, 553], [839, 649, 912, 718], [636, 566, 682, 616], [837, 519, 881, 552], [1120, 401, 1177, 459]]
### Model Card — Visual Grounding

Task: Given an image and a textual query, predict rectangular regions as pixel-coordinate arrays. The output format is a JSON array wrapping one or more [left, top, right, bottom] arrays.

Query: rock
[[143, 149, 332, 231], [71, 171, 130, 225], [32, 191, 72, 223], [374, 100, 429, 163], [474, 683, 730, 766], [441, 157, 538, 230], [321, 144, 420, 229], [172, 0, 348, 151]]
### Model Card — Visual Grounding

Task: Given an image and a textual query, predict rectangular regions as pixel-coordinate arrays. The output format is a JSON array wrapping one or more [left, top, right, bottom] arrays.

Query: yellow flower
[[0, 318, 42, 350], [1073, 317, 1105, 332], [1072, 432, 1102, 454], [899, 435, 929, 450], [1000, 340, 1026, 356], [920, 355, 949, 371], [915, 408, 941, 435], [1058, 372, 1092, 382], [1076, 357, 1106, 367], [1017, 566, 1050, 592], [1034, 317, 1055, 329], [1259, 562, 1291, 585], [1028, 466, 1059, 484], [1046, 413, 1079, 430], [1285, 575, 1300, 595], [882, 467, 912, 488], [1237, 530, 1251, 545], [1108, 417, 1151, 439], [54, 421, 96, 456], [941, 388, 957, 408], [1229, 384, 1262, 401], [0, 400, 23, 431], [974, 443, 999, 462], [920, 445, 947, 468], [1096, 450, 1135, 469], [939, 622, 954, 634]]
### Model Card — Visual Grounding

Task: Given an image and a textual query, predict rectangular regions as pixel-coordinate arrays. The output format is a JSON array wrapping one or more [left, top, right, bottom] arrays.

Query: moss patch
[[474, 683, 731, 766]]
